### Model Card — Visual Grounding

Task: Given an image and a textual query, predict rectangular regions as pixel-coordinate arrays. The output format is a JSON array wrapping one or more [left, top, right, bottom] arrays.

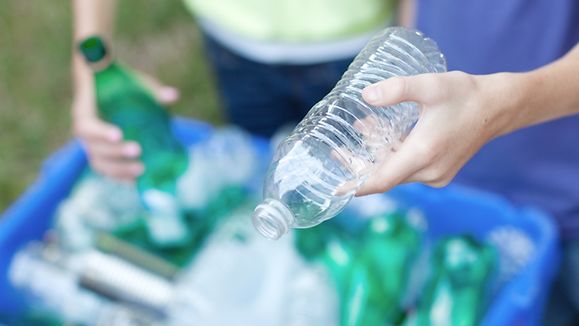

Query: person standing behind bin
[[71, 0, 397, 181], [356, 1, 579, 324]]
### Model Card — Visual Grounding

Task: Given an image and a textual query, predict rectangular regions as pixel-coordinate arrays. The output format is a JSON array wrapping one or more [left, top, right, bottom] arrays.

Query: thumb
[[362, 74, 440, 107], [137, 72, 180, 105]]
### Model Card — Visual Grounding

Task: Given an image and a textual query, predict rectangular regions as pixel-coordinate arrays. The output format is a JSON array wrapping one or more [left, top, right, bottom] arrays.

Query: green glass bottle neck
[[87, 55, 115, 74]]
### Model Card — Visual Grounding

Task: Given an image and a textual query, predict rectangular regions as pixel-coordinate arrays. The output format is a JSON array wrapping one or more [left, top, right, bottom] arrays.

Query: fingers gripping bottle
[[252, 27, 446, 239], [79, 36, 190, 246]]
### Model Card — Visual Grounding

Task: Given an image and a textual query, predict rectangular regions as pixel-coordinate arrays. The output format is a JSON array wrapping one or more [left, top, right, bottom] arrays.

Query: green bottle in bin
[[413, 235, 496, 326], [321, 233, 356, 293], [294, 220, 339, 261], [79, 36, 190, 247], [341, 259, 388, 326], [361, 212, 422, 324], [313, 212, 420, 326]]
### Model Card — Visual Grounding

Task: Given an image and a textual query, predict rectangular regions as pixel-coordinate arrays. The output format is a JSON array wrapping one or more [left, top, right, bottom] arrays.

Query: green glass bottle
[[358, 212, 422, 324], [341, 258, 388, 326], [414, 235, 496, 326], [313, 229, 354, 298], [79, 36, 190, 247], [294, 220, 338, 261]]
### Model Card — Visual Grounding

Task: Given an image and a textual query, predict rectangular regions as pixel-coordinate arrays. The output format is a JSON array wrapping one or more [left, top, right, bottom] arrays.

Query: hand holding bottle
[[356, 72, 515, 194], [72, 69, 180, 181], [358, 43, 579, 195]]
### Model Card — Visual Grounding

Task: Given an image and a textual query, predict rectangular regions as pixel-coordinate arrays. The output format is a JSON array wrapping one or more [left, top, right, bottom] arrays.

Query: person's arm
[[504, 45, 579, 132], [71, 0, 178, 180], [396, 0, 415, 27], [72, 0, 115, 130], [357, 44, 579, 195], [72, 0, 144, 181]]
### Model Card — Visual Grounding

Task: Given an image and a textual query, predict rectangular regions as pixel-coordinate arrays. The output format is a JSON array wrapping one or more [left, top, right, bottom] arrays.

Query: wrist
[[479, 72, 529, 138]]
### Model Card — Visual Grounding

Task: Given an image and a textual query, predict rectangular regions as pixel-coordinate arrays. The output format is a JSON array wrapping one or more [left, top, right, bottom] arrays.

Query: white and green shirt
[[184, 0, 396, 63]]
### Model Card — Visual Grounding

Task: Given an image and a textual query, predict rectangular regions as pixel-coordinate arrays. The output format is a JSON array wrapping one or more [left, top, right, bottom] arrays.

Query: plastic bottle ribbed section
[[293, 27, 446, 181], [253, 27, 446, 240]]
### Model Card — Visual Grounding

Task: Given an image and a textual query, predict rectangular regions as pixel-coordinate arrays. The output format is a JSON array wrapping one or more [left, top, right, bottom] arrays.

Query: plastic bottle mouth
[[252, 199, 295, 240]]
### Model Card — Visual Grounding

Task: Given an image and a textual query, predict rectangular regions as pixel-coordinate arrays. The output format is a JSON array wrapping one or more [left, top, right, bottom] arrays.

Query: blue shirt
[[417, 0, 579, 238]]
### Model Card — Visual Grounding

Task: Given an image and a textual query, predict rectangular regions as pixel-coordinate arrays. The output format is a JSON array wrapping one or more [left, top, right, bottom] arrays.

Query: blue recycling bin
[[0, 118, 560, 325]]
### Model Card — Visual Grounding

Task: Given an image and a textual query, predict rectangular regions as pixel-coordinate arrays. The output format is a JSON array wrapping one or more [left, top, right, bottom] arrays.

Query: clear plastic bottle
[[177, 208, 301, 325], [9, 244, 109, 325], [283, 264, 339, 326], [55, 173, 142, 252], [177, 127, 257, 211], [252, 27, 446, 239], [9, 243, 161, 325]]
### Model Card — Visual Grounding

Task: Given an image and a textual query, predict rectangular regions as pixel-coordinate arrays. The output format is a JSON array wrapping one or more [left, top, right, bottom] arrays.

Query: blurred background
[[0, 1, 222, 210]]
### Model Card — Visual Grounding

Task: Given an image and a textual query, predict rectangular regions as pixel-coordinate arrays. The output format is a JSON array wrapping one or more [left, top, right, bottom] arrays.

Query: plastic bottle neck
[[252, 198, 295, 240]]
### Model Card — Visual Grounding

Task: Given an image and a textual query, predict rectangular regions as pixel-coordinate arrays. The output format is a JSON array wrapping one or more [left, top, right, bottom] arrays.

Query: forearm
[[71, 0, 116, 116], [498, 44, 579, 135], [397, 0, 415, 28]]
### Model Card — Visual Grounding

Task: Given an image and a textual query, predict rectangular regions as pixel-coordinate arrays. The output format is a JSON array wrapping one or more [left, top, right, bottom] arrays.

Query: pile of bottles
[[8, 126, 298, 325], [291, 196, 502, 326], [8, 108, 532, 325], [9, 157, 521, 326], [54, 127, 258, 265]]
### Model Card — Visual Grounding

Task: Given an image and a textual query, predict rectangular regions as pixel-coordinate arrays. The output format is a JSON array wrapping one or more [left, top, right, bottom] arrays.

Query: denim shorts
[[202, 33, 353, 137]]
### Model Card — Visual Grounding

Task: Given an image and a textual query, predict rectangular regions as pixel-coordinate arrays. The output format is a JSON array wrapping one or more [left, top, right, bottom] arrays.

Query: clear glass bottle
[[253, 27, 446, 239]]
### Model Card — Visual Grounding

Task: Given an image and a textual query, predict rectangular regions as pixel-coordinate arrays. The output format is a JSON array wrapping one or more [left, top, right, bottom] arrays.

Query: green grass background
[[0, 1, 223, 210]]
